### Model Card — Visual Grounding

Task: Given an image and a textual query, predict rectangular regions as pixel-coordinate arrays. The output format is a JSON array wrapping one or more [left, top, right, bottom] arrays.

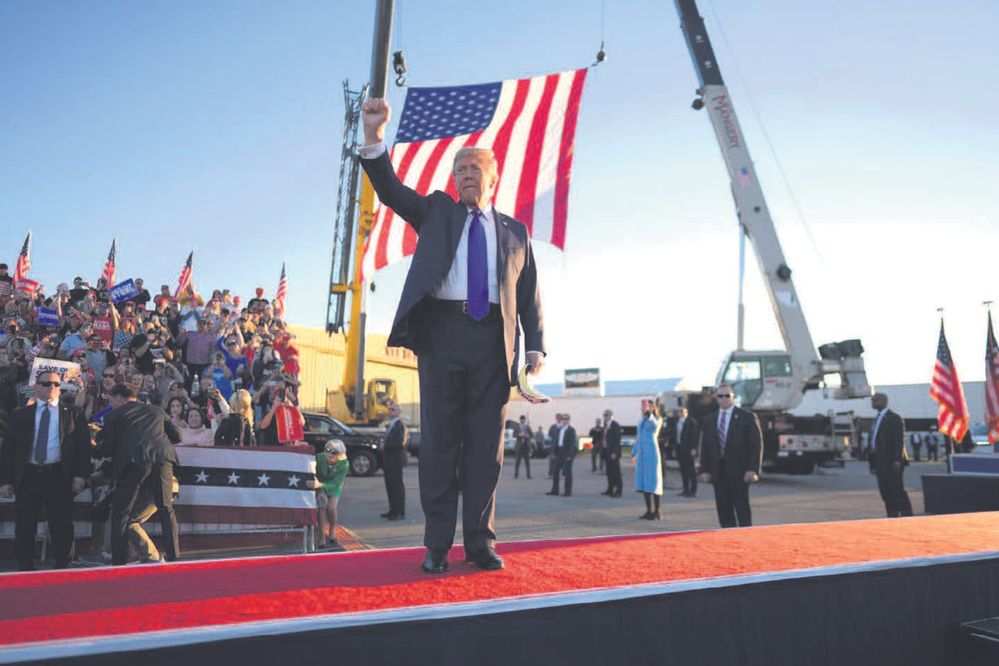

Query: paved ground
[[340, 455, 944, 551], [1, 456, 949, 571]]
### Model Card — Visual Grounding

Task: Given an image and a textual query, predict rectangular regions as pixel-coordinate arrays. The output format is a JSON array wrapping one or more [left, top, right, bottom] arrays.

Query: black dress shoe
[[639, 511, 653, 520], [600, 490, 612, 496], [562, 492, 571, 497], [545, 491, 559, 496], [612, 491, 622, 497], [380, 511, 392, 518], [387, 513, 405, 521], [421, 548, 449, 574], [467, 547, 504, 571]]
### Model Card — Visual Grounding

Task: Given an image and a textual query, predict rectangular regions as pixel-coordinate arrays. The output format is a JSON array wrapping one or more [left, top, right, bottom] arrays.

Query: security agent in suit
[[94, 382, 182, 565], [867, 392, 913, 518], [546, 413, 577, 496], [359, 97, 546, 574], [0, 371, 91, 570], [601, 410, 623, 497], [380, 402, 408, 520], [698, 384, 763, 528], [675, 407, 701, 497]]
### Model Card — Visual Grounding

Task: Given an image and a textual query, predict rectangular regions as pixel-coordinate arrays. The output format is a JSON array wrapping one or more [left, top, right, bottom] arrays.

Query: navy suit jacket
[[0, 402, 92, 488], [699, 407, 763, 480], [360, 151, 545, 385]]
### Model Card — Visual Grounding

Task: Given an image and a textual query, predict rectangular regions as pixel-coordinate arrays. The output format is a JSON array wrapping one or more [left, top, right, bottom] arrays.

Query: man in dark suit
[[0, 371, 91, 570], [360, 97, 546, 574], [675, 407, 701, 497], [867, 392, 913, 518], [94, 383, 182, 565], [380, 402, 408, 520], [546, 413, 577, 496], [588, 418, 604, 473], [601, 409, 623, 497], [699, 384, 763, 527]]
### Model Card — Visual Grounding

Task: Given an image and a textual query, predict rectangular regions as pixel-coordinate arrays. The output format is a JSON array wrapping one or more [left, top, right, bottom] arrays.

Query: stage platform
[[2, 513, 999, 666]]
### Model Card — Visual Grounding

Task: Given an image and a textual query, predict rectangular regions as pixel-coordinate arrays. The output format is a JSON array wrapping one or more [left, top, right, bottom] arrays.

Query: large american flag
[[101, 239, 117, 290], [273, 262, 288, 317], [360, 68, 588, 281], [12, 232, 31, 285], [930, 320, 970, 442], [175, 251, 194, 299], [986, 312, 999, 443]]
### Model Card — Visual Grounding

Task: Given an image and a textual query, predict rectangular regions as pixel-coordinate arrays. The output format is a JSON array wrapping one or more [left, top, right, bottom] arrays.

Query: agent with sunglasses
[[0, 371, 92, 570], [698, 384, 763, 528]]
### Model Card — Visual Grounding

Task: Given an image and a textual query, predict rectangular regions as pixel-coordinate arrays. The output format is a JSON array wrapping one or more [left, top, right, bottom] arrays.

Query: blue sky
[[3, 1, 998, 403]]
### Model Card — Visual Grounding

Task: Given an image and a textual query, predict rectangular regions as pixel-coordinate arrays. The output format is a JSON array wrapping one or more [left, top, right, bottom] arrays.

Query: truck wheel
[[349, 450, 377, 477]]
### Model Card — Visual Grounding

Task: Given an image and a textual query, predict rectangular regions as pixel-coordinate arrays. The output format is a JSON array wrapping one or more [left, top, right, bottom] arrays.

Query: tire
[[349, 450, 377, 477]]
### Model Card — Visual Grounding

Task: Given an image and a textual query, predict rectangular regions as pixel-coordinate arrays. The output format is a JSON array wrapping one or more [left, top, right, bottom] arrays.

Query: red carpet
[[1, 513, 997, 650]]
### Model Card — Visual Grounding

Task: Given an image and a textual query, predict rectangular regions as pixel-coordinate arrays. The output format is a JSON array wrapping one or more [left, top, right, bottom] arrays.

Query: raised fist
[[361, 97, 391, 145]]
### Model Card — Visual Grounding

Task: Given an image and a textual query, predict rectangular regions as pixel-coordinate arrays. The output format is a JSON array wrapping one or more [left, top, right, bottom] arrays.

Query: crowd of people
[[0, 267, 337, 569], [0, 272, 303, 445]]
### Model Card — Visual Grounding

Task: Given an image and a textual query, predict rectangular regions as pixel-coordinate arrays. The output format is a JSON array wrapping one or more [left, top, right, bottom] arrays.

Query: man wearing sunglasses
[[698, 384, 763, 528], [0, 371, 92, 570]]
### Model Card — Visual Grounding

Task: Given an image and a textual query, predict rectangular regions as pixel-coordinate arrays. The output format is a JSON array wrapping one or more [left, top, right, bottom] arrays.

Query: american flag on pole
[[102, 240, 117, 289], [175, 251, 194, 299], [273, 263, 288, 317], [930, 320, 970, 442], [360, 68, 589, 281], [985, 311, 999, 443], [12, 232, 31, 285]]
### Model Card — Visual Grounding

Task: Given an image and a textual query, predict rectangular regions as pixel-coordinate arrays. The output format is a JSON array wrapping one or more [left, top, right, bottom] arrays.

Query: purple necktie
[[467, 208, 488, 320]]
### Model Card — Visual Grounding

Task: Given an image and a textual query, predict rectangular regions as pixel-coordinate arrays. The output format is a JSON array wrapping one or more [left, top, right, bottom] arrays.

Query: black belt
[[426, 299, 501, 323]]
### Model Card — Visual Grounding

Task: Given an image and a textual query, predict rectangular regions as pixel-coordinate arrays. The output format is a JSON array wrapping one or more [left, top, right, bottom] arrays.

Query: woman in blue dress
[[632, 398, 664, 520]]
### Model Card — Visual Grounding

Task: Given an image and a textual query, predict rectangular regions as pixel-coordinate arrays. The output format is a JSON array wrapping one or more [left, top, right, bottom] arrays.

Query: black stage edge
[[922, 474, 999, 514], [10, 552, 999, 666]]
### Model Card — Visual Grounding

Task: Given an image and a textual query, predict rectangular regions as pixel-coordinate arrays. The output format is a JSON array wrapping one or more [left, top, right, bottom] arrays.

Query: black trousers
[[513, 441, 531, 478], [111, 461, 179, 565], [14, 464, 75, 571], [417, 302, 508, 553], [591, 444, 603, 471], [712, 460, 752, 528], [550, 449, 573, 494], [876, 467, 914, 518], [605, 454, 622, 494], [678, 450, 698, 495], [383, 464, 405, 515]]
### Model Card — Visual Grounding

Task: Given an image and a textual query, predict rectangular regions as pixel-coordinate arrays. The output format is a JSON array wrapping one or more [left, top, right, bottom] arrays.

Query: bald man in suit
[[699, 384, 763, 528], [0, 371, 91, 570], [360, 97, 546, 574]]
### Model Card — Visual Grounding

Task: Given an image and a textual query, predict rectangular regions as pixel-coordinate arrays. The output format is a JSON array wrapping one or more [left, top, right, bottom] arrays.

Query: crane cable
[[704, 0, 824, 266]]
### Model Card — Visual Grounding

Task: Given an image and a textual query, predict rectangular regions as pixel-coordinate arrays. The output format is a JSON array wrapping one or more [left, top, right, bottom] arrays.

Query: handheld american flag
[[273, 263, 288, 316], [986, 312, 999, 443], [175, 251, 194, 299], [12, 232, 31, 285], [360, 68, 588, 281], [102, 240, 117, 290], [930, 320, 970, 442]]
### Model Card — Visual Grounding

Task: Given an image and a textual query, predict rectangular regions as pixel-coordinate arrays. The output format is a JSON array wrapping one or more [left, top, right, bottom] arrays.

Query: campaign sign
[[92, 405, 114, 426], [110, 278, 139, 304], [36, 306, 60, 327], [29, 357, 81, 386]]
